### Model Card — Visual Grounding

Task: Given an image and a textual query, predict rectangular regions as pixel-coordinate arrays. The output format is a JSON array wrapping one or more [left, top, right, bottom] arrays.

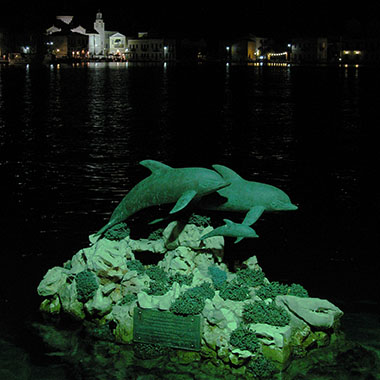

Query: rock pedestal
[[37, 220, 345, 378]]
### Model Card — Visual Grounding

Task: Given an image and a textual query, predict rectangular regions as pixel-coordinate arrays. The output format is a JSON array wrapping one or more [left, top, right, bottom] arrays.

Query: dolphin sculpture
[[199, 164, 298, 226], [200, 219, 259, 244], [94, 160, 230, 236]]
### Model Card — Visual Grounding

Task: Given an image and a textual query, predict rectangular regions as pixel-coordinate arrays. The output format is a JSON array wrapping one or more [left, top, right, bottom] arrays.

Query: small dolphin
[[199, 164, 298, 226], [200, 219, 259, 244], [95, 160, 230, 236]]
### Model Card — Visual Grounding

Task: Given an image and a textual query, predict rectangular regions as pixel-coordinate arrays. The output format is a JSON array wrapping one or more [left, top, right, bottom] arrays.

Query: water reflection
[[0, 63, 364, 291]]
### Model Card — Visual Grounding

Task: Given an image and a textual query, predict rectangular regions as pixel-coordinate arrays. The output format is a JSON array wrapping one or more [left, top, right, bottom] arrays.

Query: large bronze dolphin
[[94, 160, 230, 236], [199, 164, 298, 226]]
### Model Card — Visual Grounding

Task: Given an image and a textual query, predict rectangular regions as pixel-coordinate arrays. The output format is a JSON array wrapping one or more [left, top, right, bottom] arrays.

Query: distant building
[[225, 36, 268, 62], [126, 33, 176, 62], [109, 33, 127, 57], [289, 37, 328, 63], [88, 11, 126, 57], [46, 11, 126, 59], [46, 15, 90, 59]]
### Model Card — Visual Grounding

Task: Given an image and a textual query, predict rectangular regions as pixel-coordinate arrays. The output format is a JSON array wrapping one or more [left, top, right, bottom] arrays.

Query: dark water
[[0, 62, 376, 377]]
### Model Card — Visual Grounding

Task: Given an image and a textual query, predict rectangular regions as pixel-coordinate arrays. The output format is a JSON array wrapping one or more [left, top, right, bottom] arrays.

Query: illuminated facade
[[127, 35, 176, 62], [88, 11, 126, 56], [226, 36, 268, 62], [46, 12, 126, 58], [289, 38, 328, 63]]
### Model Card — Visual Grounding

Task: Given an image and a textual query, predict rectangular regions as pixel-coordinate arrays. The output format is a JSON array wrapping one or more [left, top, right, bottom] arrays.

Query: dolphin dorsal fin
[[223, 219, 234, 226], [140, 160, 172, 173], [212, 165, 242, 181]]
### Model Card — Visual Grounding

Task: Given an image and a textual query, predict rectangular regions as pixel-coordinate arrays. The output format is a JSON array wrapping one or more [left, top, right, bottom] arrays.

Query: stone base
[[36, 220, 347, 378]]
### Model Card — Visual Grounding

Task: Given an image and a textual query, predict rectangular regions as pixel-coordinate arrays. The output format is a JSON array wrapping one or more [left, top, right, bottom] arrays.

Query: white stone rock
[[122, 269, 138, 281], [69, 250, 89, 274], [85, 288, 113, 317], [40, 295, 61, 314], [199, 226, 224, 249], [58, 282, 85, 320], [242, 255, 259, 270], [87, 239, 129, 281], [121, 272, 150, 295], [177, 224, 208, 249], [162, 221, 224, 259], [231, 348, 254, 359], [250, 323, 292, 349], [193, 252, 216, 276], [102, 283, 117, 296], [109, 304, 134, 343], [192, 268, 212, 287], [276, 295, 343, 329], [137, 284, 181, 311], [37, 267, 70, 297], [127, 237, 166, 254]]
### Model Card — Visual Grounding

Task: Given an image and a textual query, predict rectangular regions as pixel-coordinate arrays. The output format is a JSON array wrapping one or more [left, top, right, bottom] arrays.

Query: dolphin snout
[[288, 203, 298, 211]]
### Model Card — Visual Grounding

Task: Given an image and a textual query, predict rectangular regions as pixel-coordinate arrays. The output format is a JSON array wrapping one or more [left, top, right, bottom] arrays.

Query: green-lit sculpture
[[95, 160, 298, 242], [200, 219, 259, 244], [95, 160, 230, 236], [199, 165, 298, 226]]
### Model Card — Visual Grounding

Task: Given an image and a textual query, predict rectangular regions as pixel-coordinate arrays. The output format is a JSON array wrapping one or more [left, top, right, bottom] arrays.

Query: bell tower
[[94, 10, 105, 34], [94, 10, 105, 55]]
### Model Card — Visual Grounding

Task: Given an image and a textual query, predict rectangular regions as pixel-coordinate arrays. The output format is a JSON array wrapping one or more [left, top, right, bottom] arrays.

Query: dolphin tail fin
[[199, 230, 215, 241], [243, 206, 265, 226]]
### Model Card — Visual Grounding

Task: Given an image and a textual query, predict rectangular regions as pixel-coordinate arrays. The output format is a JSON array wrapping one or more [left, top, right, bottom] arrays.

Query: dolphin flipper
[[169, 189, 197, 214], [243, 206, 265, 226]]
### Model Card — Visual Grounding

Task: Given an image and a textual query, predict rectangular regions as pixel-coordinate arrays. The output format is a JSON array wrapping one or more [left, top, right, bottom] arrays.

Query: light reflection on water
[[0, 62, 365, 295], [0, 61, 374, 379]]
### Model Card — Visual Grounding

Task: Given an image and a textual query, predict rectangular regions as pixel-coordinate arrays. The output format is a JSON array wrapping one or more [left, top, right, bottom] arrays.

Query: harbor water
[[0, 61, 377, 379]]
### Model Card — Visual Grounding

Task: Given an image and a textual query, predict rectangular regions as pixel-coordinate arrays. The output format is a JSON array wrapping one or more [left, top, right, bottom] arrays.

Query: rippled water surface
[[0, 61, 376, 377]]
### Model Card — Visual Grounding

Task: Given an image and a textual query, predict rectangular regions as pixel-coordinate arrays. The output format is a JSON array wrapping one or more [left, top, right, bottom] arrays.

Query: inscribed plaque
[[133, 307, 201, 351]]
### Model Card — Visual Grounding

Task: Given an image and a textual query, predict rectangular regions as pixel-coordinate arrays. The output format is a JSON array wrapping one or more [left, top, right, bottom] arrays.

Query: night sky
[[1, 1, 380, 39]]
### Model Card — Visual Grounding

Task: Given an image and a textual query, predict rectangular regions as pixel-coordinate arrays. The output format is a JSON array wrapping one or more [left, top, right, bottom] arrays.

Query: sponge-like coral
[[242, 300, 290, 327], [104, 222, 130, 240], [229, 325, 260, 353], [170, 283, 214, 316], [75, 270, 99, 303], [247, 354, 276, 378], [235, 267, 265, 287], [256, 281, 309, 300], [208, 265, 227, 290], [219, 280, 250, 301]]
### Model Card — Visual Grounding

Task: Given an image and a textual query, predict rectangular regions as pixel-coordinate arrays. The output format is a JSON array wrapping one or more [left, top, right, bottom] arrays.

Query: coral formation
[[103, 222, 130, 241], [229, 325, 260, 352], [75, 270, 99, 303], [208, 265, 227, 290], [242, 300, 291, 327]]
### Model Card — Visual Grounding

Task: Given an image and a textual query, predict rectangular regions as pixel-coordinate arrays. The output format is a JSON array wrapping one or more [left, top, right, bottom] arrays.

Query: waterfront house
[[289, 37, 328, 63], [126, 33, 176, 62], [225, 35, 268, 63]]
